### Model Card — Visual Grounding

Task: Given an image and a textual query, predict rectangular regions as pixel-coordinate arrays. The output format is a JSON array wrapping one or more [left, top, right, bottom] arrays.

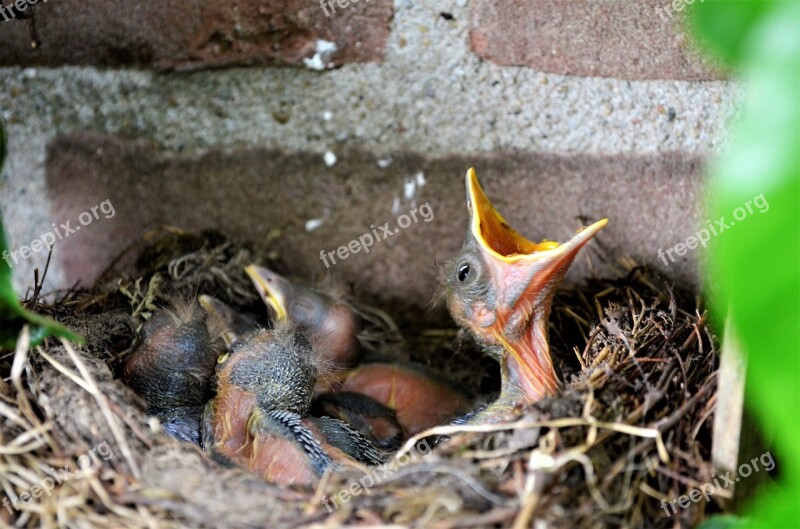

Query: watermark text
[[2, 441, 114, 514], [2, 198, 115, 269], [1, 0, 48, 22], [319, 202, 433, 268], [661, 451, 775, 516], [658, 194, 768, 266], [322, 439, 432, 512]]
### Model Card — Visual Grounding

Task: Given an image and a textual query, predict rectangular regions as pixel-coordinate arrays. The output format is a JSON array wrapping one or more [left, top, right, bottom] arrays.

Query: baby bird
[[198, 293, 260, 348], [324, 362, 471, 437], [311, 391, 406, 450], [124, 301, 219, 443], [445, 168, 607, 422], [245, 265, 361, 368], [246, 265, 471, 441], [202, 328, 384, 485]]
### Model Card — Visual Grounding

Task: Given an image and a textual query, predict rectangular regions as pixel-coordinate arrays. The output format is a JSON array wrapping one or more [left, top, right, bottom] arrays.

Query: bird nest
[[0, 229, 719, 528]]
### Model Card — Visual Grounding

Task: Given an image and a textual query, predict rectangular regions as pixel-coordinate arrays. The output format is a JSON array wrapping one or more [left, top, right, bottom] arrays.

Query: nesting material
[[0, 231, 720, 528]]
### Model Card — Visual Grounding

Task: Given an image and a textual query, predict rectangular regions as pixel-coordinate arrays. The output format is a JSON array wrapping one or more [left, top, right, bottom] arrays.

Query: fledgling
[[124, 300, 220, 442], [202, 328, 385, 485], [444, 168, 607, 421], [246, 265, 361, 368], [198, 293, 260, 348], [246, 265, 472, 441]]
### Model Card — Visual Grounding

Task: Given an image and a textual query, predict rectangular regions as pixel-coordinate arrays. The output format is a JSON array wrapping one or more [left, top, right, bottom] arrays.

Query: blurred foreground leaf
[[692, 1, 800, 527]]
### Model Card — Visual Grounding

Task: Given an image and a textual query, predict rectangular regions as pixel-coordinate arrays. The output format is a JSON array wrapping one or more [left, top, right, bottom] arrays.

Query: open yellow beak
[[464, 168, 608, 402], [466, 167, 608, 267]]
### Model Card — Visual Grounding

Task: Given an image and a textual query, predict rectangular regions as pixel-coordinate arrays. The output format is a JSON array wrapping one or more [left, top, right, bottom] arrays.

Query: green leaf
[[689, 0, 773, 67], [691, 0, 800, 527], [0, 119, 84, 349]]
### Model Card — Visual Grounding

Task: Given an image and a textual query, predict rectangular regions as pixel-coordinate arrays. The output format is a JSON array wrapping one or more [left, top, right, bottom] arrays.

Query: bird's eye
[[457, 263, 470, 282]]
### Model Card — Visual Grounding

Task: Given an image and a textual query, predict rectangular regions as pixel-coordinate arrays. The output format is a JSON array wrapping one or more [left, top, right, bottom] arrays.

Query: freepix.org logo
[[0, 0, 48, 22], [2, 199, 116, 269], [657, 193, 768, 267], [319, 202, 434, 268], [2, 441, 114, 514], [661, 451, 776, 516], [321, 438, 432, 512]]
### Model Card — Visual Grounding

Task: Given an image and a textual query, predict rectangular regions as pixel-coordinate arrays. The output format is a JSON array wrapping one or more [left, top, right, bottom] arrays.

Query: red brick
[[0, 0, 391, 70], [46, 133, 704, 325], [469, 0, 724, 80]]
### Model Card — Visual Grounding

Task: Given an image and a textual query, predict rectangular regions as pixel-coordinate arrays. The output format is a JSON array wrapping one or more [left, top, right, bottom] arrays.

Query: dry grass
[[0, 231, 720, 528]]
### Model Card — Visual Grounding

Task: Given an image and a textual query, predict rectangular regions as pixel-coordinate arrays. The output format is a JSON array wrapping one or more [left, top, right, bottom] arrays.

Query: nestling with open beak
[[445, 168, 607, 422], [246, 265, 471, 443]]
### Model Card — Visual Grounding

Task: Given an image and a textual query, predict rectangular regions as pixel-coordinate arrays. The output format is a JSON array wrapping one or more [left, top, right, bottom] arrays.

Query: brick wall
[[0, 0, 740, 312]]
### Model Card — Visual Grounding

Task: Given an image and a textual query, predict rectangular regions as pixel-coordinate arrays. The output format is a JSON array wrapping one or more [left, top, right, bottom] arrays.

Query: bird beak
[[198, 294, 238, 348], [245, 265, 361, 367], [464, 168, 607, 402], [245, 265, 289, 322]]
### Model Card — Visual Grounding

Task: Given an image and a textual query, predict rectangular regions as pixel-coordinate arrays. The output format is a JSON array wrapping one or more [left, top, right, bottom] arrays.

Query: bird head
[[215, 329, 317, 414], [245, 265, 361, 367], [124, 299, 218, 412], [445, 168, 607, 405]]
